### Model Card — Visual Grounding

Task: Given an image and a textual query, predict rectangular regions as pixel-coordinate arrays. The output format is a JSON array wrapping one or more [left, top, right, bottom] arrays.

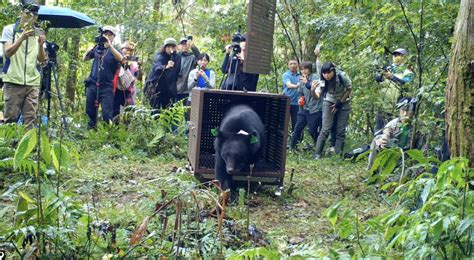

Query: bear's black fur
[[214, 104, 266, 191]]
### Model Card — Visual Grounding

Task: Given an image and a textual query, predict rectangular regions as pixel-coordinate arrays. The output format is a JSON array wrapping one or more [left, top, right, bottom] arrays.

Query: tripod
[[220, 52, 241, 91], [41, 57, 68, 130]]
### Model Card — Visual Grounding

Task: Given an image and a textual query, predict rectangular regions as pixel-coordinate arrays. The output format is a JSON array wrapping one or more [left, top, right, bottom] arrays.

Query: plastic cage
[[188, 88, 289, 185]]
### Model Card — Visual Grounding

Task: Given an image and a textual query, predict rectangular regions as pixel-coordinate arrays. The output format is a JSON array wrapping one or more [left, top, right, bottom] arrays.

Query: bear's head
[[217, 130, 260, 175]]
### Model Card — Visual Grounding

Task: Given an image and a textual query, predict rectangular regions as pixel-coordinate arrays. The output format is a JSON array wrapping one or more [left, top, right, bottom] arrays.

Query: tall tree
[[445, 0, 473, 165]]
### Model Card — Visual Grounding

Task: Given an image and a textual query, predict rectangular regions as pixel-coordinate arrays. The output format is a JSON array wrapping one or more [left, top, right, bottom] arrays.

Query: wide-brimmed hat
[[102, 25, 117, 36]]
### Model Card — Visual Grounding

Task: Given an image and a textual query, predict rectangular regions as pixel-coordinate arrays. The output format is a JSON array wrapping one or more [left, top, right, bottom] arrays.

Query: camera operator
[[374, 48, 414, 131], [145, 38, 181, 110], [221, 38, 259, 91], [1, 0, 46, 129], [175, 36, 200, 104], [113, 41, 142, 119], [83, 25, 124, 129]]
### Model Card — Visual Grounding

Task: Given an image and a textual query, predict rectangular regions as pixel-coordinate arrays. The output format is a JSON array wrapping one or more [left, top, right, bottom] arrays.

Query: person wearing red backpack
[[112, 41, 142, 120]]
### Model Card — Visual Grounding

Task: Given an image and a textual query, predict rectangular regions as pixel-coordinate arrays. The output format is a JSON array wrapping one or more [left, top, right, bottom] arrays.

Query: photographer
[[175, 37, 200, 104], [289, 62, 322, 150], [1, 0, 46, 129], [83, 25, 124, 129], [367, 97, 418, 170], [314, 62, 352, 159], [113, 41, 142, 119], [221, 39, 259, 91], [374, 48, 414, 131], [187, 53, 215, 102], [145, 38, 181, 110]]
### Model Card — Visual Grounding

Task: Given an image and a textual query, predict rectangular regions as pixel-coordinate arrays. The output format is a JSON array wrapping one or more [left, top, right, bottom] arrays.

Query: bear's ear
[[249, 130, 259, 145]]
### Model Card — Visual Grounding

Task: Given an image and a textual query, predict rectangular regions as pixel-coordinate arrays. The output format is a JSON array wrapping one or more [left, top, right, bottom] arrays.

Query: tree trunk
[[66, 35, 80, 104], [445, 0, 474, 166]]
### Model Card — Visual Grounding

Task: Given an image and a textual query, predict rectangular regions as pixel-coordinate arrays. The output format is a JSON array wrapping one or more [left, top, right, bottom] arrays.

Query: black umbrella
[[38, 6, 95, 28]]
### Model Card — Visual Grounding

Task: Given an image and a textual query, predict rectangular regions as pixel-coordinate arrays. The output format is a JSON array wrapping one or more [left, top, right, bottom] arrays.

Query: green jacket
[[2, 24, 41, 87]]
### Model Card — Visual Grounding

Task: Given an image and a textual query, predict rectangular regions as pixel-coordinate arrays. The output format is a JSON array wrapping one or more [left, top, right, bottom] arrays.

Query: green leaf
[[41, 131, 51, 167], [15, 196, 28, 226], [51, 143, 70, 172], [14, 129, 37, 170], [456, 219, 473, 236], [324, 201, 341, 227], [420, 179, 434, 205], [406, 149, 427, 163], [18, 191, 35, 204]]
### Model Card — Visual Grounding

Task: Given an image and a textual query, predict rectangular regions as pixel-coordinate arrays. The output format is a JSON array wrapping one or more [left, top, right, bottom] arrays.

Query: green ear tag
[[211, 128, 218, 137], [250, 135, 258, 144]]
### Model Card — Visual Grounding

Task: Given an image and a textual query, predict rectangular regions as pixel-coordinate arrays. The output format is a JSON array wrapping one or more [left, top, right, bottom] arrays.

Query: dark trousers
[[315, 100, 351, 155], [150, 91, 174, 111], [289, 104, 299, 132], [175, 93, 190, 105], [113, 90, 129, 119], [290, 110, 322, 149], [86, 83, 114, 129]]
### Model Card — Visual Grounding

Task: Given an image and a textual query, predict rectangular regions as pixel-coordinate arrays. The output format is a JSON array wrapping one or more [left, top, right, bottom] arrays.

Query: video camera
[[230, 28, 245, 56], [95, 27, 108, 54], [45, 41, 59, 62], [375, 65, 390, 82]]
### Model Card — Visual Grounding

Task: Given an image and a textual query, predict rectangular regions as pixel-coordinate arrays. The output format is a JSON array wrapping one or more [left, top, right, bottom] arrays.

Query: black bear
[[214, 104, 266, 191]]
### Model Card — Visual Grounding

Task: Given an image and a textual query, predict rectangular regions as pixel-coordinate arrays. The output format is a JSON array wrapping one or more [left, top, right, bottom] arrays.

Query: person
[[187, 53, 215, 102], [113, 41, 142, 119], [221, 40, 259, 91], [367, 97, 417, 170], [145, 38, 181, 110], [314, 62, 352, 159], [289, 62, 322, 150], [175, 37, 200, 104], [83, 25, 124, 129], [375, 48, 414, 131], [282, 59, 300, 132], [1, 0, 46, 129]]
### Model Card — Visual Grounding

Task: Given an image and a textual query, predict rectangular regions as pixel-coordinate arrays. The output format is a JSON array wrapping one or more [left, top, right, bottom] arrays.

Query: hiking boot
[[328, 147, 336, 154], [314, 154, 321, 160]]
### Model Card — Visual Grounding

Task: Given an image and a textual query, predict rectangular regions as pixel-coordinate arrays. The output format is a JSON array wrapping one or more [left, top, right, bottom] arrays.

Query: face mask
[[393, 56, 405, 65]]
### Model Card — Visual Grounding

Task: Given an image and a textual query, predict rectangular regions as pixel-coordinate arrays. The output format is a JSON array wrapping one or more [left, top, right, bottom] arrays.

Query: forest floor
[[64, 144, 389, 253]]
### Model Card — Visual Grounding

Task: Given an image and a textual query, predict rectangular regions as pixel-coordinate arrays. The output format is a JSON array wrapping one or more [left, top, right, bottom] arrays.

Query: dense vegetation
[[0, 0, 472, 258]]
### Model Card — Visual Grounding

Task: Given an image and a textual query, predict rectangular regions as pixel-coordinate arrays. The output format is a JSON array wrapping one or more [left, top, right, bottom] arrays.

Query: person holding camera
[[367, 97, 418, 170], [113, 41, 142, 119], [175, 37, 200, 104], [374, 48, 414, 131], [145, 38, 181, 110], [313, 62, 352, 159], [83, 25, 124, 129], [289, 62, 322, 150], [221, 40, 259, 91], [1, 0, 46, 129], [187, 53, 215, 101]]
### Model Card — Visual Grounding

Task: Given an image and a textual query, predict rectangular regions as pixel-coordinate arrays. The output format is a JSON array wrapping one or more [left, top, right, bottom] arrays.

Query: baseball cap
[[393, 48, 408, 56], [163, 37, 177, 46], [20, 0, 39, 13], [179, 38, 188, 44]]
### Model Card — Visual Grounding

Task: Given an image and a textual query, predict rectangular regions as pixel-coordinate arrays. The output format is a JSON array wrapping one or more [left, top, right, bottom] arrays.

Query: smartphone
[[187, 35, 193, 41]]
